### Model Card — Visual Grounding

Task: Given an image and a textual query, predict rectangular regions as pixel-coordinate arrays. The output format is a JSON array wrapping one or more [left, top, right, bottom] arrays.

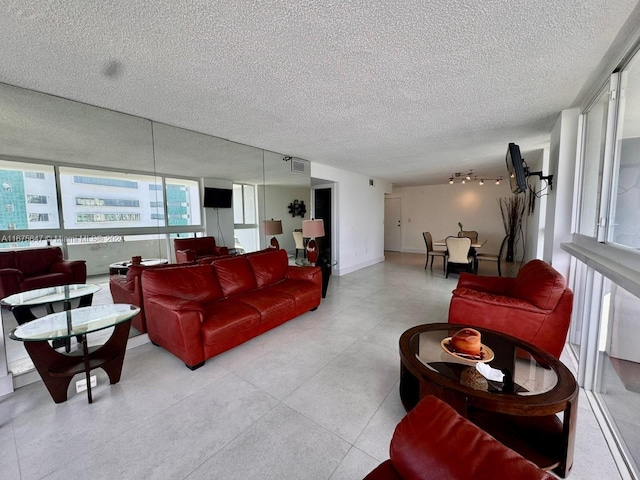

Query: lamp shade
[[263, 219, 283, 235], [302, 219, 325, 238]]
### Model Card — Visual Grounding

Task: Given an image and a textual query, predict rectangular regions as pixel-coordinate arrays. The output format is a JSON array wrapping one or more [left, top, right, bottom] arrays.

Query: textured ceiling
[[0, 1, 638, 186]]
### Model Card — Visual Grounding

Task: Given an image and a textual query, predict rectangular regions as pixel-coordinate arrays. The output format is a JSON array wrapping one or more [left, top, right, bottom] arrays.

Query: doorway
[[384, 197, 402, 251], [314, 187, 332, 260]]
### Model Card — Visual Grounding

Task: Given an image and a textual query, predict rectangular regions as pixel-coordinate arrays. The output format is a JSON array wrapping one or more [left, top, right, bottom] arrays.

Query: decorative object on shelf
[[458, 222, 463, 235], [263, 219, 283, 249], [287, 199, 307, 217], [302, 219, 325, 264], [499, 195, 525, 263]]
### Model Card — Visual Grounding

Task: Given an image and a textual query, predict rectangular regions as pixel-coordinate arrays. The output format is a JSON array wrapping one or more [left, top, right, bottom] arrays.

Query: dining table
[[434, 238, 487, 249]]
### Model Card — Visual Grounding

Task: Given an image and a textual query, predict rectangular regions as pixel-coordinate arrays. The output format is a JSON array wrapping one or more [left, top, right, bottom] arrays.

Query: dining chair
[[475, 235, 508, 276], [458, 230, 479, 262], [445, 236, 473, 278], [422, 232, 446, 273], [293, 230, 306, 259]]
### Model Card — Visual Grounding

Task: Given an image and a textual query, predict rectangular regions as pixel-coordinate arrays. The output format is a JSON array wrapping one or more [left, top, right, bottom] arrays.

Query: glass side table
[[10, 304, 140, 404]]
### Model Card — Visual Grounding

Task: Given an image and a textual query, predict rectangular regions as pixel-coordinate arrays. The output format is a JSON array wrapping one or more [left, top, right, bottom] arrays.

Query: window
[[233, 184, 259, 252], [0, 160, 59, 229], [24, 172, 45, 179], [60, 167, 165, 229], [164, 178, 201, 226], [609, 53, 640, 248], [28, 213, 49, 222], [27, 195, 47, 204], [75, 197, 140, 207], [76, 213, 141, 223], [73, 176, 138, 189]]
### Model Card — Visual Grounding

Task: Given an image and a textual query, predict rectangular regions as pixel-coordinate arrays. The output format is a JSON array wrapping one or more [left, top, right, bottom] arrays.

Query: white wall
[[522, 148, 548, 262], [311, 162, 391, 276], [543, 108, 580, 279], [391, 182, 513, 256]]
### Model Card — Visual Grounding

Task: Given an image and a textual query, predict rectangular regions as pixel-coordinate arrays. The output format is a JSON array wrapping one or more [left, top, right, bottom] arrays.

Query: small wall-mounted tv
[[203, 187, 232, 208], [505, 143, 528, 194]]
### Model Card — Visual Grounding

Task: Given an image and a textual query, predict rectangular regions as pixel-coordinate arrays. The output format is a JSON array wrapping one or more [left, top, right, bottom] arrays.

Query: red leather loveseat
[[141, 248, 321, 369], [174, 236, 230, 264], [364, 395, 553, 479], [448, 259, 573, 359], [0, 246, 86, 299]]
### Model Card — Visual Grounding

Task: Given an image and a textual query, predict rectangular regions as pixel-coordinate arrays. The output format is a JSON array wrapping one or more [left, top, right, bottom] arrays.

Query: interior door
[[384, 197, 402, 251]]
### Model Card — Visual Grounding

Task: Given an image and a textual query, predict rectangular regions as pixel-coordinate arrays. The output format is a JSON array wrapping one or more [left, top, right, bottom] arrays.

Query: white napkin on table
[[475, 362, 505, 382]]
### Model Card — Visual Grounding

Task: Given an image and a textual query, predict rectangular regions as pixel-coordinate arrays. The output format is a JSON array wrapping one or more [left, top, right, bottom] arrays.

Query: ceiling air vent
[[291, 159, 306, 173]]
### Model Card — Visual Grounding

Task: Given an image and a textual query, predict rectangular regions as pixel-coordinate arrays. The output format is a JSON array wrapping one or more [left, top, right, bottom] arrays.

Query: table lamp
[[302, 219, 325, 264], [263, 219, 283, 249]]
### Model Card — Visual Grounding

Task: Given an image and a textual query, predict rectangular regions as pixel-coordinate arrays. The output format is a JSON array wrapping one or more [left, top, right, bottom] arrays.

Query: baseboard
[[403, 248, 426, 254], [336, 256, 385, 276]]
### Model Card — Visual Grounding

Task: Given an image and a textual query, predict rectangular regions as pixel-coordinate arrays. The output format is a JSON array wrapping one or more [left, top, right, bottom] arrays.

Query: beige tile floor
[[0, 252, 624, 479]]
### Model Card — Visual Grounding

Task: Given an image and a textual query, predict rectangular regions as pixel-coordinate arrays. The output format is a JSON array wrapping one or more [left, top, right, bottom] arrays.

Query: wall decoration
[[288, 199, 306, 217]]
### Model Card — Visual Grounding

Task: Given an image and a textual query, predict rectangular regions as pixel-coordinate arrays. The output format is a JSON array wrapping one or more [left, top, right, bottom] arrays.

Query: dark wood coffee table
[[399, 323, 578, 478]]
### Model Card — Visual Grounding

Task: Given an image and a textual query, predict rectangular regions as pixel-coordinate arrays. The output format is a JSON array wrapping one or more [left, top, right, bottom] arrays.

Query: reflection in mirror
[[261, 151, 311, 255], [0, 82, 308, 385]]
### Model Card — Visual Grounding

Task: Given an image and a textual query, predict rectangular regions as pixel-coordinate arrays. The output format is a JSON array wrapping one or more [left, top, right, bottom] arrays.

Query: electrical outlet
[[76, 375, 97, 393]]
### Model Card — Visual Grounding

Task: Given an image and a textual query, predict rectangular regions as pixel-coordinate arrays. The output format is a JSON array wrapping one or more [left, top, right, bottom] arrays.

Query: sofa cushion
[[233, 288, 296, 324], [213, 256, 257, 297], [15, 247, 63, 275], [247, 249, 288, 288], [269, 279, 320, 312], [21, 272, 70, 291], [142, 264, 223, 303], [510, 259, 566, 310], [201, 300, 261, 344]]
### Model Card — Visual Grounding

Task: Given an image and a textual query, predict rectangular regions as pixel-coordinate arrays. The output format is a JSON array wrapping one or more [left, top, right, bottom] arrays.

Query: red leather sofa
[[141, 248, 321, 369], [364, 395, 554, 480], [109, 263, 179, 333], [174, 236, 230, 264], [0, 247, 86, 299], [448, 259, 573, 359]]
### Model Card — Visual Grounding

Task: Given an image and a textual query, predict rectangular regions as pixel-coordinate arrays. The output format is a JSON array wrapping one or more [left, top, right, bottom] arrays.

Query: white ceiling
[[0, 1, 638, 186]]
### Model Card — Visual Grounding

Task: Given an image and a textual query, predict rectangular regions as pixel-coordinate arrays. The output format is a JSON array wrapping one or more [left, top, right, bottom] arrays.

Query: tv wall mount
[[526, 168, 554, 191]]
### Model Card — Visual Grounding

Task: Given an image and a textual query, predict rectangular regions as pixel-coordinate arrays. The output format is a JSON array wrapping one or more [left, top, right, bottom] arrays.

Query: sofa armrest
[[146, 294, 204, 314], [0, 268, 23, 298], [457, 272, 514, 295], [285, 266, 322, 286], [50, 259, 87, 283], [452, 287, 549, 314], [176, 249, 196, 264]]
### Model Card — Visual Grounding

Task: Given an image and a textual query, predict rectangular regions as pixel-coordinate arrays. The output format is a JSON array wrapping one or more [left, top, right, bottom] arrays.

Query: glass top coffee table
[[10, 304, 140, 404], [1, 283, 101, 325], [399, 323, 578, 478], [109, 258, 168, 275]]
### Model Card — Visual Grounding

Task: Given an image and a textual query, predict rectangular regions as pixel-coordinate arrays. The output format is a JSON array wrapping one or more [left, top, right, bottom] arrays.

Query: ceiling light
[[449, 177, 454, 184], [479, 179, 484, 185], [495, 178, 501, 185], [466, 170, 472, 181], [461, 179, 466, 184]]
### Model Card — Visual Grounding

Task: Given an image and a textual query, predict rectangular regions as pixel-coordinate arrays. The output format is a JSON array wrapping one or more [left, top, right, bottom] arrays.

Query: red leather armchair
[[448, 259, 573, 359], [109, 263, 179, 333], [174, 236, 230, 264], [0, 247, 86, 299], [364, 395, 553, 480]]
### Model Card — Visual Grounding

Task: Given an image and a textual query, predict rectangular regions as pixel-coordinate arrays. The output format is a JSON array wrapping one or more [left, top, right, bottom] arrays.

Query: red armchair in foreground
[[448, 259, 573, 359], [174, 236, 230, 264], [364, 395, 553, 480], [0, 247, 86, 299]]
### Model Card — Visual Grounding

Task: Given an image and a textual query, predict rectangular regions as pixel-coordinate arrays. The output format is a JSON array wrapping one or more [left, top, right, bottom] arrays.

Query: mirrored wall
[[0, 81, 310, 380]]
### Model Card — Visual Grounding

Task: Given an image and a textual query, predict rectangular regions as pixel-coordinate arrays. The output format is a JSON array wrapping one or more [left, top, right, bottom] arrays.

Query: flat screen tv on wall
[[203, 187, 233, 208], [505, 143, 528, 194]]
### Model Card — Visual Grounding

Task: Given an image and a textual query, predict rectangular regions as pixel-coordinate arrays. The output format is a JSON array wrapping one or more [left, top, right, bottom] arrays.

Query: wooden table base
[[22, 320, 131, 403]]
